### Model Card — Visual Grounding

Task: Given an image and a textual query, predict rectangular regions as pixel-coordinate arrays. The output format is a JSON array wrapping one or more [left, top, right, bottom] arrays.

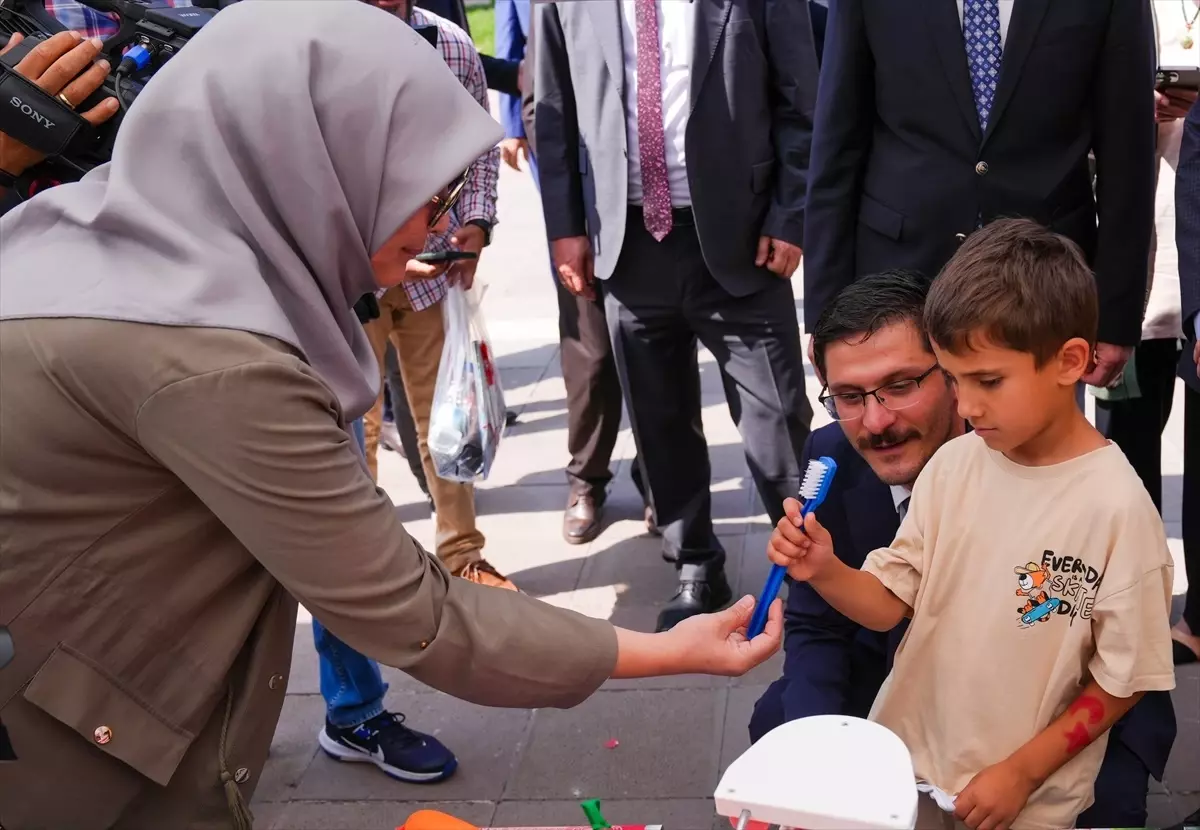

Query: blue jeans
[[313, 418, 389, 728]]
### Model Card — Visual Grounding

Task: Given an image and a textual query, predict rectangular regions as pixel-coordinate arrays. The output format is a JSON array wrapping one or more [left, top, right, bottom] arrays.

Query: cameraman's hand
[[0, 32, 119, 177]]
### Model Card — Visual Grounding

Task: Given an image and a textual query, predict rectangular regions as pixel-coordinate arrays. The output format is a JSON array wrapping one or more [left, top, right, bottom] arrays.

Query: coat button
[[955, 233, 967, 242], [234, 768, 251, 784], [94, 725, 113, 745], [975, 161, 989, 176], [268, 674, 285, 690]]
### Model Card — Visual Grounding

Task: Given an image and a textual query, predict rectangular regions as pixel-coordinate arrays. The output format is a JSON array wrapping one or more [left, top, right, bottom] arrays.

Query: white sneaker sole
[[317, 728, 452, 783]]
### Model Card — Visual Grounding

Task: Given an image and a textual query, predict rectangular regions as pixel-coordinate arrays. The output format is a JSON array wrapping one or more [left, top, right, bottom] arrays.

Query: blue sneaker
[[318, 711, 457, 783]]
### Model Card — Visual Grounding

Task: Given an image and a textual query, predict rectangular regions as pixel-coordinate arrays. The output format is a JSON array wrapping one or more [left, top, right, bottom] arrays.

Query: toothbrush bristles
[[799, 459, 827, 500]]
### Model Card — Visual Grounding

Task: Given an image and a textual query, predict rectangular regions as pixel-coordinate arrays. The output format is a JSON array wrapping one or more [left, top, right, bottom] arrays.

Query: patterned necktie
[[634, 0, 673, 242], [963, 0, 1002, 132]]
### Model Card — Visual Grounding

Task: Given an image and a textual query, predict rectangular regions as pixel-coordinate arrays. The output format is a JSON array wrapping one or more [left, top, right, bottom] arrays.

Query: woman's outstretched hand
[[611, 595, 782, 680]]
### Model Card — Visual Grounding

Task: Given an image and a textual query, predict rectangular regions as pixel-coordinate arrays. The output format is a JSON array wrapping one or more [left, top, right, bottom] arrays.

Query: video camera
[[0, 0, 234, 177]]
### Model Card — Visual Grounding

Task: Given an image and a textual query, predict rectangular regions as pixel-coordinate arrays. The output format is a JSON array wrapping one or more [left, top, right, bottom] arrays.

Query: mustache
[[857, 428, 921, 452]]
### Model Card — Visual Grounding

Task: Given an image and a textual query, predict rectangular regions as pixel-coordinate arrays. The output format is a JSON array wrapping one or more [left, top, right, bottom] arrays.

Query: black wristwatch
[[466, 219, 493, 246]]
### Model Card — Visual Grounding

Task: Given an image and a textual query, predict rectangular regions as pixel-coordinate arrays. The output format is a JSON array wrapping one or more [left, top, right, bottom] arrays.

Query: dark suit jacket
[[802, 0, 1157, 347], [1179, 96, 1200, 391], [750, 422, 1177, 787], [750, 424, 905, 741], [534, 0, 819, 296]]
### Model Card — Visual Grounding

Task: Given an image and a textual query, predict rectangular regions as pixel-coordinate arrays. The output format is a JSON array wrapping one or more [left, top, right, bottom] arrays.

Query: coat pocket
[[751, 159, 776, 194], [23, 644, 196, 786], [857, 193, 905, 241]]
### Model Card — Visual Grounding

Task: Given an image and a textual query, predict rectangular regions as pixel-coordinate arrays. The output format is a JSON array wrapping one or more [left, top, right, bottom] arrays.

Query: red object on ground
[[604, 739, 620, 749], [399, 810, 665, 830], [727, 818, 771, 830], [399, 810, 480, 830]]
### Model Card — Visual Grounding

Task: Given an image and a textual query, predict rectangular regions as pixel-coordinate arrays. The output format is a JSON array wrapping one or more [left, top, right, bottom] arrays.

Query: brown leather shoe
[[563, 492, 604, 545], [454, 559, 518, 591]]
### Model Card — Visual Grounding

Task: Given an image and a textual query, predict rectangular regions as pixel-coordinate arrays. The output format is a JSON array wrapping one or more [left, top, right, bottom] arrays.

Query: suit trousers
[[1094, 339, 1200, 631], [603, 208, 812, 578], [529, 152, 624, 497], [362, 287, 484, 573]]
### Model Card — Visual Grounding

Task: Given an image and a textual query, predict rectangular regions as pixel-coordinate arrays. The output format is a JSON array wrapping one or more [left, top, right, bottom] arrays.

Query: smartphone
[[1156, 66, 1200, 91], [415, 250, 478, 264]]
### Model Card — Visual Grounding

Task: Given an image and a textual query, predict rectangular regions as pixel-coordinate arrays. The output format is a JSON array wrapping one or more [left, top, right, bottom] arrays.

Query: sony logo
[[8, 96, 55, 130]]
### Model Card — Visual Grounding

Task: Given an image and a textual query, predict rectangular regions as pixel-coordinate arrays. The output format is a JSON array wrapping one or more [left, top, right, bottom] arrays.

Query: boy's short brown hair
[[924, 218, 1098, 366]]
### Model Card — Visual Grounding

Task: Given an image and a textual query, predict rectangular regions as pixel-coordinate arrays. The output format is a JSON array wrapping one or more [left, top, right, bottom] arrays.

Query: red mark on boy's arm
[[1067, 694, 1106, 725], [1064, 722, 1091, 754]]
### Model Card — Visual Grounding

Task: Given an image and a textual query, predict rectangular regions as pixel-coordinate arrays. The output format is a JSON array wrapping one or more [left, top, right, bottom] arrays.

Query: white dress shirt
[[956, 0, 1015, 48], [620, 0, 695, 207], [890, 484, 913, 521]]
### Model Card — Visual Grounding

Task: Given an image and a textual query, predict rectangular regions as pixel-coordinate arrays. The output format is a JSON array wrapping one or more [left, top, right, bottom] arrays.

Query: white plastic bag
[[427, 284, 506, 482]]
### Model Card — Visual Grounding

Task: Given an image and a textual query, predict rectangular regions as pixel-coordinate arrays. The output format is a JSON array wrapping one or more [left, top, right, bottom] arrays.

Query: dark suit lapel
[[843, 478, 901, 568], [689, 0, 732, 109], [586, 0, 627, 97], [983, 0, 1051, 144], [924, 0, 982, 143]]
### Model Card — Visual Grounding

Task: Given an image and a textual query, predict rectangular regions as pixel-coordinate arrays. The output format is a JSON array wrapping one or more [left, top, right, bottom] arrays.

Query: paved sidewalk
[[253, 156, 1200, 829]]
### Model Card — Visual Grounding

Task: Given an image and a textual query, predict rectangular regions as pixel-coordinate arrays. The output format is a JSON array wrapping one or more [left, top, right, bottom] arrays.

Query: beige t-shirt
[[863, 434, 1176, 830]]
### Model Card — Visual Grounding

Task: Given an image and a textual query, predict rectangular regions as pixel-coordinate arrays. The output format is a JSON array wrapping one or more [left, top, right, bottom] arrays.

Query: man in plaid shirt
[[309, 0, 509, 788], [358, 0, 504, 584]]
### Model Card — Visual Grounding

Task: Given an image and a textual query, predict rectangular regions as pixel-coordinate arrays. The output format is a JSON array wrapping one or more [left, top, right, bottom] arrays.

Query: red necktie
[[634, 0, 673, 242]]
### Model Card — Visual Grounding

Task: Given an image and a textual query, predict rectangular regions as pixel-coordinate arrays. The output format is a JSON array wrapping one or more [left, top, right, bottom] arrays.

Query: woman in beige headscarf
[[0, 2, 782, 827]]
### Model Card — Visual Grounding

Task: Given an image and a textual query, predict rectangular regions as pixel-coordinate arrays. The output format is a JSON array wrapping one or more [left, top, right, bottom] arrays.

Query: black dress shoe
[[656, 570, 733, 632], [563, 492, 604, 545]]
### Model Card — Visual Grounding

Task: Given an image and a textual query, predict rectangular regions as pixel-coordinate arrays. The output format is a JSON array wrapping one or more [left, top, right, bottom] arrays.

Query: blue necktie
[[963, 0, 1002, 132]]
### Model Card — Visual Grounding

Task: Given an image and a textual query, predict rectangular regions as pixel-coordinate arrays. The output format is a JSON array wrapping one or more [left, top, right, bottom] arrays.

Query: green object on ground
[[580, 799, 612, 830]]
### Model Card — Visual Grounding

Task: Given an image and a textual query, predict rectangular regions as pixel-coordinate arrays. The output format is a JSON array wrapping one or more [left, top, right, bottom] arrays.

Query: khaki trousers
[[362, 287, 484, 573]]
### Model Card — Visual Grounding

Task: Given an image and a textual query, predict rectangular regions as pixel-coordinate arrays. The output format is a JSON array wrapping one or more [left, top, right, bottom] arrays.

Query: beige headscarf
[[0, 0, 502, 419]]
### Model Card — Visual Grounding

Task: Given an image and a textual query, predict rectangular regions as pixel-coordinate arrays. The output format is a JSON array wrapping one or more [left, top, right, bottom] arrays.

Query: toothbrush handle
[[746, 499, 823, 638], [747, 564, 786, 638]]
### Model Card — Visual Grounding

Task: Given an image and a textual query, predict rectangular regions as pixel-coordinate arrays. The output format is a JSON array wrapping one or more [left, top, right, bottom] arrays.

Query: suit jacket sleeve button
[[975, 161, 989, 175], [419, 640, 429, 650], [93, 726, 112, 745], [269, 674, 285, 690], [955, 233, 967, 242]]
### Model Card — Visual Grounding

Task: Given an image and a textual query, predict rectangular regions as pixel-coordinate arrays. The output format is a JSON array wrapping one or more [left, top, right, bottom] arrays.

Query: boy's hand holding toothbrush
[[767, 498, 839, 584], [761, 458, 910, 634]]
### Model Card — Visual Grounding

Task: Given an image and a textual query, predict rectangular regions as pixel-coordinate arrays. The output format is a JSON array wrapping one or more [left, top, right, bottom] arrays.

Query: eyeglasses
[[818, 365, 943, 421], [429, 169, 469, 229]]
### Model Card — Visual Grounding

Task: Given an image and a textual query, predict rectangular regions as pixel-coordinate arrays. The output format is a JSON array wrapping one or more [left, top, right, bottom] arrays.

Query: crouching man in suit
[[751, 270, 1177, 828]]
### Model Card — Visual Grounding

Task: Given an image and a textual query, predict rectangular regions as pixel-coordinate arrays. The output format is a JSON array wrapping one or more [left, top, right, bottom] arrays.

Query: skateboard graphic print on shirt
[[1015, 552, 1103, 628]]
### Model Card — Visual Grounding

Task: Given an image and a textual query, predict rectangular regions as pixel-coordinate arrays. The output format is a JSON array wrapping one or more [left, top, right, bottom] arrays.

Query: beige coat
[[0, 319, 617, 830]]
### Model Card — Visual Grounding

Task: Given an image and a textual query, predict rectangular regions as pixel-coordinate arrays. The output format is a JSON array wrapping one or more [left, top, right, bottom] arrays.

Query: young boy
[[769, 219, 1176, 830]]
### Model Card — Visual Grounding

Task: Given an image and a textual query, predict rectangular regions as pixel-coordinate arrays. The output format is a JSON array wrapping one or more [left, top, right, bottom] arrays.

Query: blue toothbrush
[[746, 456, 839, 638]]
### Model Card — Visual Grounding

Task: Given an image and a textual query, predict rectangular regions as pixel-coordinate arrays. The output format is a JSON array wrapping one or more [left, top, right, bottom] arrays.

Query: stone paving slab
[[257, 145, 1199, 829]]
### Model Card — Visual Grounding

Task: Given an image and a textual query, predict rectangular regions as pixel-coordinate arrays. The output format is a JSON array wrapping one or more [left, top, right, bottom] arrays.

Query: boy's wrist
[[809, 556, 850, 590], [1005, 746, 1051, 791]]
